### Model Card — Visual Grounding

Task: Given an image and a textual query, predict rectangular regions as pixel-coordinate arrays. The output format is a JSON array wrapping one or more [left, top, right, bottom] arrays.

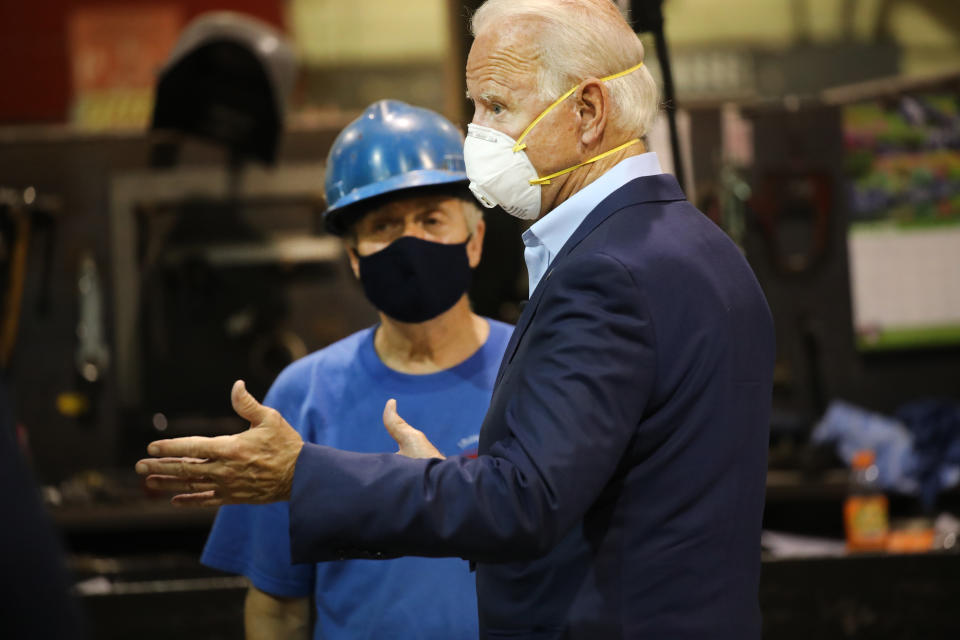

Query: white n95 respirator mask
[[464, 123, 543, 220], [463, 60, 646, 221]]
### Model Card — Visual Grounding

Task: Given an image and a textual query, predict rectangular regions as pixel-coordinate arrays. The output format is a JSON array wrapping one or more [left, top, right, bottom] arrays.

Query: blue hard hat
[[323, 100, 469, 235]]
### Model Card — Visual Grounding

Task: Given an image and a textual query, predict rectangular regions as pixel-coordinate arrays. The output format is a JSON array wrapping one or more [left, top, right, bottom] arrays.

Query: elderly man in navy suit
[[138, 1, 775, 637]]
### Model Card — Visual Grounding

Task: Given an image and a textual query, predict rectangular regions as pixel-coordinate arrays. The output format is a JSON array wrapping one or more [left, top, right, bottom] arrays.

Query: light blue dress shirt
[[522, 152, 663, 295]]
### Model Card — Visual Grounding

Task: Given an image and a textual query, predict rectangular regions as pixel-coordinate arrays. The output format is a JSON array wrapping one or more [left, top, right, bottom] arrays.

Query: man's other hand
[[382, 399, 445, 459], [135, 380, 304, 506]]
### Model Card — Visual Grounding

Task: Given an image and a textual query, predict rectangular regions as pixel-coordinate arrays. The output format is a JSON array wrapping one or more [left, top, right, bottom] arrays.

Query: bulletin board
[[843, 91, 960, 351]]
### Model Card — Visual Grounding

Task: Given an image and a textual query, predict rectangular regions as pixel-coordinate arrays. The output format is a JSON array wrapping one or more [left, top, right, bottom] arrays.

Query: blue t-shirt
[[201, 319, 512, 640]]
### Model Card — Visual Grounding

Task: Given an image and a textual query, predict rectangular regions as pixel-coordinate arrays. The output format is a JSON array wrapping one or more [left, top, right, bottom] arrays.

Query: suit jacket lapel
[[494, 174, 687, 387]]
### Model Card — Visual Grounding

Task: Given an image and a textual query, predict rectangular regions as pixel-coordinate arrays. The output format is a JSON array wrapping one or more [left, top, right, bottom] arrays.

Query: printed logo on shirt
[[458, 433, 480, 458], [457, 434, 479, 449]]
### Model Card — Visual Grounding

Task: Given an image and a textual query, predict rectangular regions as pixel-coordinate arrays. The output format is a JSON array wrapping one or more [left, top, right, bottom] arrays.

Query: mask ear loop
[[512, 86, 578, 153], [530, 138, 641, 185], [511, 59, 647, 170]]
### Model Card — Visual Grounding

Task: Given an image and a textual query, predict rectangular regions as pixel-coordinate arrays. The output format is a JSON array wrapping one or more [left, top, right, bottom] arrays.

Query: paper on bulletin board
[[848, 221, 960, 350], [67, 5, 183, 130], [843, 92, 960, 351]]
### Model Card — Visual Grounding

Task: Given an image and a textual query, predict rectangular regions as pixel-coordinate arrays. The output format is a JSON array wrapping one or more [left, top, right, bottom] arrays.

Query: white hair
[[471, 0, 660, 138], [460, 198, 484, 235]]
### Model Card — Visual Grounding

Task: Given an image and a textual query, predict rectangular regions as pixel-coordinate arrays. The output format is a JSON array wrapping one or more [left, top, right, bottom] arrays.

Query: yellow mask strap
[[529, 138, 640, 185], [512, 60, 645, 154]]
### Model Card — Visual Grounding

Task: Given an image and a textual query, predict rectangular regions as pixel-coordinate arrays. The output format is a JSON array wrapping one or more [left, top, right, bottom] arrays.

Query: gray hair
[[471, 0, 659, 138], [460, 198, 484, 235]]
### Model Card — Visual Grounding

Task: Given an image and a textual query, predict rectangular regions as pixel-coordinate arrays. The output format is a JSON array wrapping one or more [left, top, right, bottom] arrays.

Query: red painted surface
[[0, 1, 284, 123]]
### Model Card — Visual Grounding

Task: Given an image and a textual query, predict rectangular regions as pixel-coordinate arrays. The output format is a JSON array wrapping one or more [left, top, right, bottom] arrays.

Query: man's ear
[[575, 79, 608, 151], [346, 246, 361, 279], [467, 219, 486, 268]]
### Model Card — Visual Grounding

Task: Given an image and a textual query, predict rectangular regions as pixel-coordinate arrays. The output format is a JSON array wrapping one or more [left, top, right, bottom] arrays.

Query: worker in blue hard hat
[[198, 99, 512, 640]]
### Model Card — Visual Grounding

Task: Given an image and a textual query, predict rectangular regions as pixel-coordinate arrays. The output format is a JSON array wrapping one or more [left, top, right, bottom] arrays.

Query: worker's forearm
[[244, 584, 310, 640]]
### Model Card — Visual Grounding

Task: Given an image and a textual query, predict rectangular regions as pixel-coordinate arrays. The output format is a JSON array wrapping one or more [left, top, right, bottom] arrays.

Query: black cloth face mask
[[357, 235, 473, 323]]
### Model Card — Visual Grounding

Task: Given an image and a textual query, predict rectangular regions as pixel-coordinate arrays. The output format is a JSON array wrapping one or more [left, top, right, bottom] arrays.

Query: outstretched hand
[[382, 399, 445, 459], [135, 380, 304, 506]]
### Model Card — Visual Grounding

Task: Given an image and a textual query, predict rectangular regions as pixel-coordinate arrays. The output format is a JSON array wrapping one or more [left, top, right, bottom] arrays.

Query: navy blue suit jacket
[[289, 174, 775, 639]]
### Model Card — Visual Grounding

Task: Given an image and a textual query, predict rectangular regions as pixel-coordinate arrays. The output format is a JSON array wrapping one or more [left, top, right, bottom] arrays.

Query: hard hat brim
[[324, 169, 468, 236]]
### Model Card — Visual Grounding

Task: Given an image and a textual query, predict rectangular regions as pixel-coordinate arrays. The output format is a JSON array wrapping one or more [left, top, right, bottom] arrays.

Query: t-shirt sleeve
[[200, 371, 316, 598], [201, 500, 313, 598]]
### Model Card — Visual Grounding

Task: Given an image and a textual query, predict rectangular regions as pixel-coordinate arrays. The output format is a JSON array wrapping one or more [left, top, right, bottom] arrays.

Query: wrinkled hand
[[382, 399, 445, 459], [135, 380, 304, 506]]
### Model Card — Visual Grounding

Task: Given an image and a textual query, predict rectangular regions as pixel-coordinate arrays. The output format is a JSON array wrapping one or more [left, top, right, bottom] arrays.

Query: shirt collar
[[522, 152, 663, 256]]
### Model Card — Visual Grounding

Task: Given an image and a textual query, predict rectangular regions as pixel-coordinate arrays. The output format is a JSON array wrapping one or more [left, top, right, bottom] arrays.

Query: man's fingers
[[146, 436, 223, 459], [382, 398, 414, 445], [144, 474, 218, 493], [170, 491, 222, 508], [231, 379, 269, 425], [136, 456, 212, 478], [382, 399, 445, 460]]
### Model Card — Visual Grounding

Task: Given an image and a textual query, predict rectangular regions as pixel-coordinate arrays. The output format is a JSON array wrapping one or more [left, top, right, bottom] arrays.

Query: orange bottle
[[843, 449, 889, 552]]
